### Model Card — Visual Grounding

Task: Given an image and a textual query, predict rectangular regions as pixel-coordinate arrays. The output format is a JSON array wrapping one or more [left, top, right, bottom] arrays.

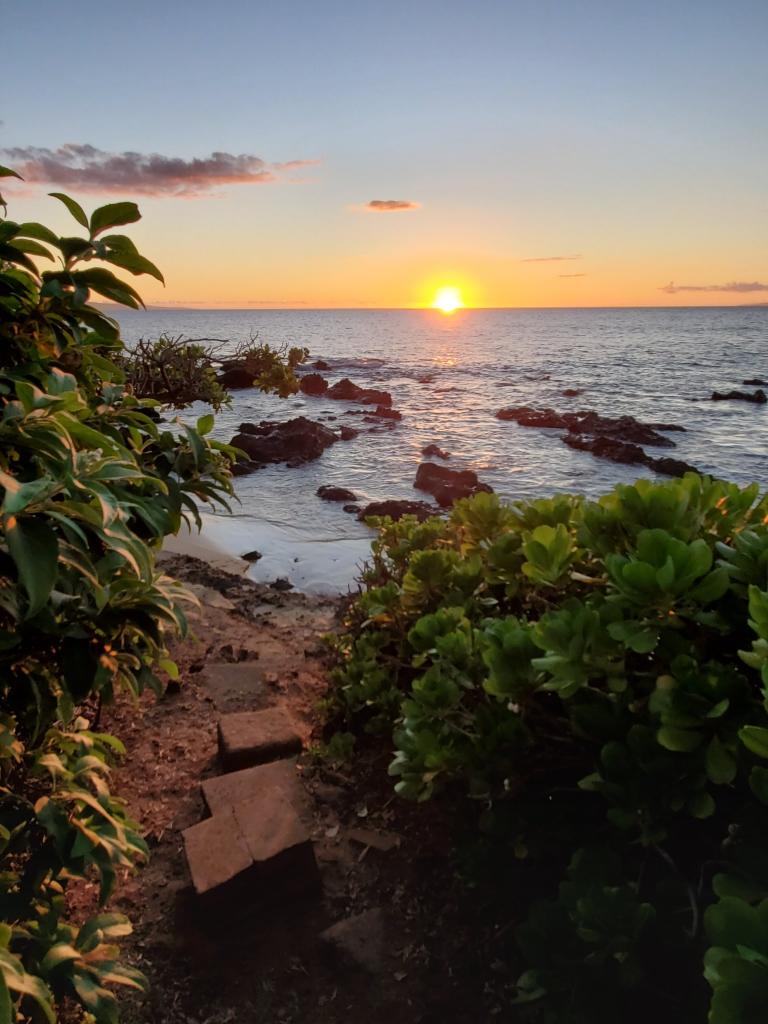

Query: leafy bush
[[120, 333, 307, 410], [0, 167, 290, 1022], [331, 476, 768, 1020]]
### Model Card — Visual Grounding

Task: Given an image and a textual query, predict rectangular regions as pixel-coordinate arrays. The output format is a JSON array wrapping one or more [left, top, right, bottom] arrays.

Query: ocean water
[[115, 307, 768, 592]]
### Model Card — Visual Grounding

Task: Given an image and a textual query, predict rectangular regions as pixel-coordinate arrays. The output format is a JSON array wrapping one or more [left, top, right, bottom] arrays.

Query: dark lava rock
[[339, 426, 359, 441], [496, 406, 681, 447], [312, 359, 331, 370], [241, 550, 262, 562], [218, 366, 256, 389], [317, 485, 357, 502], [711, 389, 767, 404], [326, 378, 393, 407], [231, 416, 337, 469], [496, 406, 568, 428], [563, 434, 647, 465], [414, 462, 493, 508], [562, 388, 583, 397], [422, 444, 450, 459], [343, 504, 360, 514], [269, 578, 293, 592], [358, 500, 437, 522], [564, 434, 699, 478], [371, 405, 402, 420], [743, 378, 767, 386], [649, 456, 699, 477], [299, 373, 328, 396]]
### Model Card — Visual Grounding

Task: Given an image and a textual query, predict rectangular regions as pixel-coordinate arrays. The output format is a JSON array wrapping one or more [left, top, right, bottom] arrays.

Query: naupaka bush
[[331, 475, 768, 1021]]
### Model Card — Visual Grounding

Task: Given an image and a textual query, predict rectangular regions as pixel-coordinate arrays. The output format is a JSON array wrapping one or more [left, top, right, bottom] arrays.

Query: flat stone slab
[[182, 807, 253, 896], [218, 707, 302, 771], [183, 786, 318, 905], [200, 662, 270, 714], [202, 758, 310, 822]]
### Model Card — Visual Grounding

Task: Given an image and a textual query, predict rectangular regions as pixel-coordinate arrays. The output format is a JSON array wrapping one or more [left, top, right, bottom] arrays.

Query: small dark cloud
[[660, 280, 768, 294], [1, 144, 317, 197], [522, 254, 581, 263], [559, 273, 587, 278], [366, 199, 420, 212]]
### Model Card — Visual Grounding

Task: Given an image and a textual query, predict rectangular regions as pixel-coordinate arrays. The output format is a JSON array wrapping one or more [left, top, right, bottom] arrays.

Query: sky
[[2, 0, 767, 308]]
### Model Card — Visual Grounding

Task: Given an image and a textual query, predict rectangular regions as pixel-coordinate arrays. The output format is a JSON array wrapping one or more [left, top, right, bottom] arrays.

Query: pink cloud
[[2, 144, 317, 197]]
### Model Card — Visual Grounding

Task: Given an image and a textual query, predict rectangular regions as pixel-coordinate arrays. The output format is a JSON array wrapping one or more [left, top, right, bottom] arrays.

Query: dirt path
[[87, 555, 521, 1024]]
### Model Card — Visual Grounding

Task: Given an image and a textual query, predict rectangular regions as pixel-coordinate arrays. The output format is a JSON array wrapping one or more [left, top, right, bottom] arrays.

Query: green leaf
[[706, 736, 737, 785], [71, 268, 144, 309], [0, 165, 22, 179], [739, 726, 768, 759], [4, 516, 58, 616], [49, 192, 89, 228], [657, 725, 702, 752], [196, 413, 214, 435], [89, 202, 141, 237]]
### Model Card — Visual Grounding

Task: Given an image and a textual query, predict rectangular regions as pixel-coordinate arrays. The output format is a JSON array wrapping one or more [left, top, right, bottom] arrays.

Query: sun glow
[[432, 286, 464, 313]]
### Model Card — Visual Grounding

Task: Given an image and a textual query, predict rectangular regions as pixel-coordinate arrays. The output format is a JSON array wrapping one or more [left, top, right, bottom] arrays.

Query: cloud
[[660, 280, 768, 295], [366, 199, 420, 212], [1, 144, 317, 197], [522, 254, 581, 262], [559, 273, 587, 278]]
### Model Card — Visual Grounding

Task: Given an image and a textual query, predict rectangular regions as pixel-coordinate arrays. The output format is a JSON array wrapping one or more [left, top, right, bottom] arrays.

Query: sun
[[432, 286, 464, 313]]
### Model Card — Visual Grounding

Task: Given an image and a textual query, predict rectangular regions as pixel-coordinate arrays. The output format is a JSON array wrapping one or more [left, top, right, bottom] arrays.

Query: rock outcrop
[[357, 499, 436, 522], [422, 444, 450, 459], [414, 462, 493, 507], [711, 389, 767, 404], [299, 373, 328, 396], [317, 485, 357, 502], [496, 406, 684, 447], [231, 417, 338, 471], [326, 378, 393, 406], [563, 434, 698, 477]]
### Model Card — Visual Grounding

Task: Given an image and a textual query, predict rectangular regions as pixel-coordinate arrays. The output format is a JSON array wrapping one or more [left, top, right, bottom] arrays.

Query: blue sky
[[2, 0, 767, 307]]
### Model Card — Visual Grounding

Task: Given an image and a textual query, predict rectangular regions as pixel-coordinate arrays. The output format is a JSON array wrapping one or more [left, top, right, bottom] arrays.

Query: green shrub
[[331, 476, 768, 1020], [0, 166, 292, 1022]]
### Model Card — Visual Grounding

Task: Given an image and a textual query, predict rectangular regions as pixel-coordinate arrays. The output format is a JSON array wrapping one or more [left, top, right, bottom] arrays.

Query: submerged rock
[[562, 388, 584, 397], [343, 504, 361, 514], [711, 389, 767, 404], [358, 499, 437, 522], [299, 372, 328, 396], [743, 378, 767, 386], [338, 425, 359, 441], [326, 378, 393, 406], [414, 462, 493, 507], [317, 485, 357, 502], [231, 416, 337, 470], [241, 550, 262, 562], [312, 359, 331, 370], [422, 444, 450, 459]]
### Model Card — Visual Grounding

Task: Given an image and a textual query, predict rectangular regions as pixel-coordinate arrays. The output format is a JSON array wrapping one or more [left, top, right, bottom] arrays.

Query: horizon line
[[106, 302, 768, 313]]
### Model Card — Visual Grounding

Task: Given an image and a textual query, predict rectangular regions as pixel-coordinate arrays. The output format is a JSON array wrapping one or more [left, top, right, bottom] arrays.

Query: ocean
[[115, 307, 768, 593]]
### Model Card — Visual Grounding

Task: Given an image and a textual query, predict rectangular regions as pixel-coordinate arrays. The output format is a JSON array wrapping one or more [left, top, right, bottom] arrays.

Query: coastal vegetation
[[331, 479, 768, 1021], [0, 171, 299, 1022]]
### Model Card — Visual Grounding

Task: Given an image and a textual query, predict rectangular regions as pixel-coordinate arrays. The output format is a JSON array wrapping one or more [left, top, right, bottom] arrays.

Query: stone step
[[182, 784, 318, 907], [202, 757, 309, 823], [200, 662, 269, 714], [217, 707, 302, 772]]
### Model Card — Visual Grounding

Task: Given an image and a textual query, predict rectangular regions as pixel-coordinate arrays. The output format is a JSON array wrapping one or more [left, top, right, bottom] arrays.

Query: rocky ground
[[84, 554, 527, 1024]]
